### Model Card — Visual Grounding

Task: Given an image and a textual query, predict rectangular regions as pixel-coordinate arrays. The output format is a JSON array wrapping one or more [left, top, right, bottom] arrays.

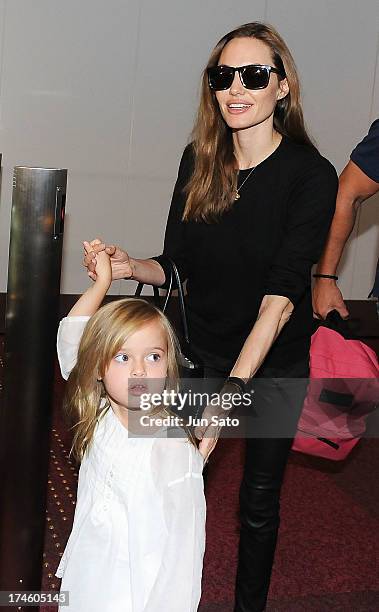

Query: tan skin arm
[[230, 294, 294, 380], [69, 249, 112, 317], [83, 240, 165, 286], [312, 160, 379, 319]]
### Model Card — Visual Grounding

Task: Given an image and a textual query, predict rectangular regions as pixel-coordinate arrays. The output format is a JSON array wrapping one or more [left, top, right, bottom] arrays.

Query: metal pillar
[[0, 167, 67, 599]]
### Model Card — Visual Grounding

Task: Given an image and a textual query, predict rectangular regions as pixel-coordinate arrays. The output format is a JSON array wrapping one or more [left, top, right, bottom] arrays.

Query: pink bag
[[292, 311, 379, 460]]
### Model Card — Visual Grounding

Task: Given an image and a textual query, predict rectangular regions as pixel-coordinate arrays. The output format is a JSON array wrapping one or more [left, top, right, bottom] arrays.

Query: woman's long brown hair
[[183, 22, 314, 223]]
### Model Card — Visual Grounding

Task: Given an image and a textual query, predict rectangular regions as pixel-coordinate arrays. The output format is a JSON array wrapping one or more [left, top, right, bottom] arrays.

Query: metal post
[[0, 167, 67, 601]]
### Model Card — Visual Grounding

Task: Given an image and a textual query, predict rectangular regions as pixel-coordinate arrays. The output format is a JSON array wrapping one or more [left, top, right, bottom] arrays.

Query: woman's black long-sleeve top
[[153, 136, 338, 376]]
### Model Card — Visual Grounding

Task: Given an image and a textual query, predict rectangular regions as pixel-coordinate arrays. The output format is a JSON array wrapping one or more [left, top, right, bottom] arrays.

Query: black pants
[[203, 365, 309, 612]]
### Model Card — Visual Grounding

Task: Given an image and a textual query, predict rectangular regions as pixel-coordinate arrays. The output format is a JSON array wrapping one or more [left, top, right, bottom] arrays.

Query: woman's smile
[[227, 101, 253, 114]]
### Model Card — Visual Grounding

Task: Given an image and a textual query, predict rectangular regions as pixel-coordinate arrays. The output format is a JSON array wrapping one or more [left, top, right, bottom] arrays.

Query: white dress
[[56, 317, 206, 612]]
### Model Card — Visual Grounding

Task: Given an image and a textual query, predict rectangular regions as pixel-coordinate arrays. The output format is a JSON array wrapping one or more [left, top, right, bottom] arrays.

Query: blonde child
[[55, 250, 205, 611]]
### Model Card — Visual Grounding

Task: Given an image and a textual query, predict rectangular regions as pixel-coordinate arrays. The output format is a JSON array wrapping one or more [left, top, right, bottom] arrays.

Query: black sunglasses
[[207, 64, 285, 91]]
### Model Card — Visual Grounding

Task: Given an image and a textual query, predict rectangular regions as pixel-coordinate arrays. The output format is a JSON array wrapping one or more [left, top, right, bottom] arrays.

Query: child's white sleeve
[[144, 437, 206, 612], [56, 316, 90, 380]]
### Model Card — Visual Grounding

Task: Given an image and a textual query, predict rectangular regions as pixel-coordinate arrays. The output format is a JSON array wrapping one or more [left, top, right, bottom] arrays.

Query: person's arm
[[231, 159, 338, 380], [69, 251, 111, 317], [230, 294, 293, 380], [197, 159, 338, 456], [313, 160, 379, 319], [57, 251, 111, 379], [57, 317, 91, 380], [83, 239, 166, 285]]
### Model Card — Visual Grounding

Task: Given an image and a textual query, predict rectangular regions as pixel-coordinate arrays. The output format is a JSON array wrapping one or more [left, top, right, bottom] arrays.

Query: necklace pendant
[[234, 191, 240, 200]]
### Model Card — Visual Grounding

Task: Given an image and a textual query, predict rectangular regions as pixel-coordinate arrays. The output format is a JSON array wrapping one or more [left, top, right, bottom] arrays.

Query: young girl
[[55, 250, 206, 612]]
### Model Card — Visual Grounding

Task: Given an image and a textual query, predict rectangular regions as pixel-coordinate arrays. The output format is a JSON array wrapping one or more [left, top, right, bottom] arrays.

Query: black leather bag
[[134, 256, 203, 379]]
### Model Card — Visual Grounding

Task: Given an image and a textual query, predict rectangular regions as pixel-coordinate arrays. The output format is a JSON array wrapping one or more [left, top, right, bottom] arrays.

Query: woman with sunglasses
[[84, 22, 338, 612]]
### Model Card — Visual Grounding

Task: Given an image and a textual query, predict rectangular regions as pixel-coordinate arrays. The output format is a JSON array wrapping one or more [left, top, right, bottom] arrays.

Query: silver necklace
[[234, 166, 256, 200]]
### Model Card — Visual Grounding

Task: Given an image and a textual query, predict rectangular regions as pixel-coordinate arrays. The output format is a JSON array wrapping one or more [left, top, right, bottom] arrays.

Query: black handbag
[[134, 256, 203, 380]]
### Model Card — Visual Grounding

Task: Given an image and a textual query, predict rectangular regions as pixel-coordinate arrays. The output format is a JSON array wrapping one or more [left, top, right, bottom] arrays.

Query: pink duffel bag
[[292, 311, 379, 460]]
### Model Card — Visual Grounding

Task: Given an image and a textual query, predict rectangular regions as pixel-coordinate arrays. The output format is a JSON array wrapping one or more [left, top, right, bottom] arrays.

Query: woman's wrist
[[128, 257, 137, 280], [127, 258, 166, 286], [224, 376, 249, 394], [313, 273, 338, 281]]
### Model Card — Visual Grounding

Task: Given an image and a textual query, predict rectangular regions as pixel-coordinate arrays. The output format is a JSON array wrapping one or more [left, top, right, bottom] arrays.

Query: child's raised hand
[[68, 243, 111, 317], [83, 238, 133, 281], [93, 249, 112, 287], [83, 239, 111, 284]]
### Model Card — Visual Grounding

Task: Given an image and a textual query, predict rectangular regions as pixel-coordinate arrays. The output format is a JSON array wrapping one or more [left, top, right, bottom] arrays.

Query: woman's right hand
[[312, 278, 349, 320], [83, 239, 134, 281]]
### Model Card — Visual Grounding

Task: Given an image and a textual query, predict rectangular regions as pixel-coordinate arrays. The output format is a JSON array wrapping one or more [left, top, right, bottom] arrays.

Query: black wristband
[[225, 376, 248, 394], [313, 273, 338, 280]]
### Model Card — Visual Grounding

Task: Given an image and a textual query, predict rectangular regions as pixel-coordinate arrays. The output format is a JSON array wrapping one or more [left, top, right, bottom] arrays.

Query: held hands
[[67, 242, 112, 317], [94, 248, 112, 288], [312, 279, 349, 320], [196, 404, 223, 465], [83, 238, 134, 281]]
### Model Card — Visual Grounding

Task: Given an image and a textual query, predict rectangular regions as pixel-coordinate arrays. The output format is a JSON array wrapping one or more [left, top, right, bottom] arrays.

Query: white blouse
[[56, 317, 206, 612]]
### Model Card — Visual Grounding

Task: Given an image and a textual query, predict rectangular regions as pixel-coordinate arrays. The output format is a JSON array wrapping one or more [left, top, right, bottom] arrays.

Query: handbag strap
[[134, 257, 190, 343], [165, 256, 190, 345], [134, 282, 161, 304], [135, 257, 174, 313]]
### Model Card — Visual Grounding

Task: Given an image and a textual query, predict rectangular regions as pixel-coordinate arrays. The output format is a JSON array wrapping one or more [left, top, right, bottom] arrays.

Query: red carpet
[[200, 439, 378, 611]]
